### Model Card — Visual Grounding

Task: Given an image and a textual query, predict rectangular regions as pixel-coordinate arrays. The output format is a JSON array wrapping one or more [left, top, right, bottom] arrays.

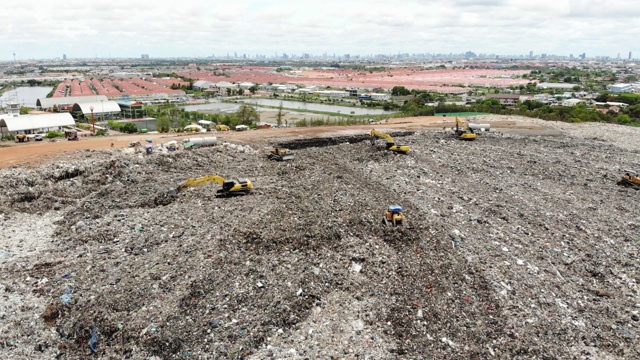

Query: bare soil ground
[[0, 116, 544, 169]]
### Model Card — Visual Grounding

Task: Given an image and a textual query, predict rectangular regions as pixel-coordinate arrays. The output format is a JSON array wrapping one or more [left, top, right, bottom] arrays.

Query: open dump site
[[1, 116, 639, 359]]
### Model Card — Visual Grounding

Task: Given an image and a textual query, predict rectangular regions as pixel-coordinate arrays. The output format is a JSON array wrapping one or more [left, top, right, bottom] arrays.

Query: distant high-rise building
[[62, 54, 67, 60], [630, 51, 633, 60], [579, 53, 586, 59], [141, 54, 149, 59], [529, 50, 533, 57]]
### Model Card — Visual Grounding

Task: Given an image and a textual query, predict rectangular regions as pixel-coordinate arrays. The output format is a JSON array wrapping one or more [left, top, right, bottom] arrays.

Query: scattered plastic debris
[[0, 116, 639, 358]]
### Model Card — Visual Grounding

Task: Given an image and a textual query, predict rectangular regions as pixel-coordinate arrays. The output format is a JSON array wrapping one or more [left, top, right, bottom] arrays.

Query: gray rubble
[[0, 115, 639, 359]]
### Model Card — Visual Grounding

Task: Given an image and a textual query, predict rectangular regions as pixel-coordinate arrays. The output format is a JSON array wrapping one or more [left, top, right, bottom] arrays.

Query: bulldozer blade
[[280, 154, 295, 161]]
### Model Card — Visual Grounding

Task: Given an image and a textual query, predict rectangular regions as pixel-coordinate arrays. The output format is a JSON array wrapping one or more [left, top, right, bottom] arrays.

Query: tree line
[[394, 87, 640, 127]]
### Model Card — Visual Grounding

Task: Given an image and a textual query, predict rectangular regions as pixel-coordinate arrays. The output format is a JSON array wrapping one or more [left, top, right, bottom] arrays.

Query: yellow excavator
[[383, 205, 405, 226], [175, 175, 253, 197], [454, 117, 477, 141], [370, 129, 410, 153], [618, 170, 640, 190]]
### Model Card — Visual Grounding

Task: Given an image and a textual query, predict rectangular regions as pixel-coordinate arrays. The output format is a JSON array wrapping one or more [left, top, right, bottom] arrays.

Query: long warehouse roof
[[37, 95, 108, 109], [0, 113, 75, 132]]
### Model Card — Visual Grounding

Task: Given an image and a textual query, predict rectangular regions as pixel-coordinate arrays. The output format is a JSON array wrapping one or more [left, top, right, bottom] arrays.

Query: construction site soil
[[1, 115, 639, 359]]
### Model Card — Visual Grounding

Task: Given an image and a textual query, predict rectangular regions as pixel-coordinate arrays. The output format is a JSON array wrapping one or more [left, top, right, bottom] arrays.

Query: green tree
[[623, 104, 640, 119], [235, 104, 259, 125], [249, 85, 259, 94], [613, 93, 640, 106], [156, 115, 171, 133], [121, 123, 138, 134], [391, 86, 410, 96], [616, 114, 632, 124]]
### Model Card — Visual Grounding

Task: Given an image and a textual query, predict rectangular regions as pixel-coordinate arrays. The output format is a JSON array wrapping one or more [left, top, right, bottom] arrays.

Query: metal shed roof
[[37, 95, 109, 109], [72, 101, 122, 114], [0, 113, 75, 132]]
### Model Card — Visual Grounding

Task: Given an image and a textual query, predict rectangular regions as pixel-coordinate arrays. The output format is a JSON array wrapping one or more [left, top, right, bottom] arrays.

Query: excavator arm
[[371, 129, 394, 144], [370, 129, 410, 153], [156, 175, 251, 205], [177, 175, 224, 192]]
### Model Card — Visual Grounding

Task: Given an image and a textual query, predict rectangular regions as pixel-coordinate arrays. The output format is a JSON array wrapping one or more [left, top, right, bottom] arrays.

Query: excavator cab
[[384, 205, 406, 226], [218, 177, 253, 197]]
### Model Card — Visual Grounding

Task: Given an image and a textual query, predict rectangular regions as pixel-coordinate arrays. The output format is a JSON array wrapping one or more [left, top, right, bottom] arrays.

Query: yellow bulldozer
[[618, 170, 640, 190], [267, 148, 295, 161], [383, 205, 406, 226], [370, 129, 410, 154]]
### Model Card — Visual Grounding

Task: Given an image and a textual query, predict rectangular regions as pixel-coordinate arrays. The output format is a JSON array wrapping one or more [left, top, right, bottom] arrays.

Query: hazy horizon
[[1, 0, 637, 61]]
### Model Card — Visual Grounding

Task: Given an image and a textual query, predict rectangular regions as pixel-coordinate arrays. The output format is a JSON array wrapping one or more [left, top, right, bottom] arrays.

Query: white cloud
[[0, 0, 636, 60]]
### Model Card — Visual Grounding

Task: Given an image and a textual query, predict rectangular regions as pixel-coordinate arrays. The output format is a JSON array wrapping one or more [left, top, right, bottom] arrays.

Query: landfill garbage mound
[[276, 131, 414, 150], [1, 119, 639, 359]]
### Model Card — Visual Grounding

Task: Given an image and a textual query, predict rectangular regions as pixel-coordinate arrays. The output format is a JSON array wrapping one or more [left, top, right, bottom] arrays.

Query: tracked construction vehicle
[[384, 205, 406, 226], [618, 170, 640, 190], [175, 175, 253, 197], [370, 129, 410, 154], [267, 148, 295, 161], [454, 117, 476, 141]]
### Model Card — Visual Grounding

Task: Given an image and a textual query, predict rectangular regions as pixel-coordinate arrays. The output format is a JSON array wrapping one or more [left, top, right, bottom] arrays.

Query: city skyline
[[0, 0, 637, 61]]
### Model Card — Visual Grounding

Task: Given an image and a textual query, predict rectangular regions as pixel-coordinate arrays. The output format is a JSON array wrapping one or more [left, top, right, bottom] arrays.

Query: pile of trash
[[0, 117, 639, 358]]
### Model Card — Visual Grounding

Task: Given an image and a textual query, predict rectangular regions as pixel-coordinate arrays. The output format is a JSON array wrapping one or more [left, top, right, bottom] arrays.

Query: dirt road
[[0, 116, 538, 169]]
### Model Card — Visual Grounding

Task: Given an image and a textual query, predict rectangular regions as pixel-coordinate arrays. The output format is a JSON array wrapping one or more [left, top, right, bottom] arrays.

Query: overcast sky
[[0, 0, 637, 61]]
